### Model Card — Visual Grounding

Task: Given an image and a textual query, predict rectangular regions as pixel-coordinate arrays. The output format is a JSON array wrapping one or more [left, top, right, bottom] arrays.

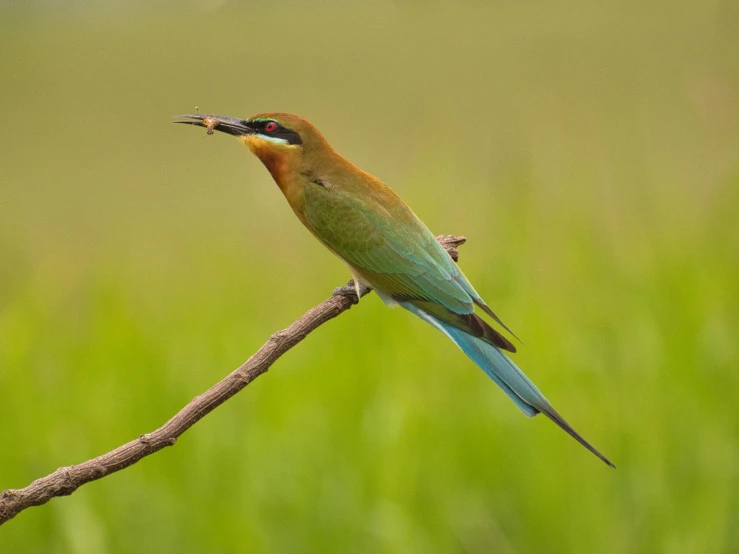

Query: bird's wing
[[301, 186, 517, 352]]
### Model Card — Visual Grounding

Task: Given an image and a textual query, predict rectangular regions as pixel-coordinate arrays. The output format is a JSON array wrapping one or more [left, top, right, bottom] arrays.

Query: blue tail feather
[[401, 302, 546, 417], [401, 302, 616, 468]]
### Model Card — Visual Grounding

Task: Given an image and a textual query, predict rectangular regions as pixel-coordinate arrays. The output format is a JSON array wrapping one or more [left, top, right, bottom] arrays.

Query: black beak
[[173, 113, 255, 137]]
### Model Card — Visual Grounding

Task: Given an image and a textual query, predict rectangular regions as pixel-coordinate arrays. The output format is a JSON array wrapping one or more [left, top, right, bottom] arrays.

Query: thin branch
[[0, 235, 466, 525]]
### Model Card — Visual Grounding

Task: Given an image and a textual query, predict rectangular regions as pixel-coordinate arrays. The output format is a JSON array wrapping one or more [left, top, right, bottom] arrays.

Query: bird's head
[[175, 111, 331, 184]]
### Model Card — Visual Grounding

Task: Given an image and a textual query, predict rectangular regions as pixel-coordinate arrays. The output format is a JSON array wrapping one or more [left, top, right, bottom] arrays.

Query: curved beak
[[173, 113, 255, 137]]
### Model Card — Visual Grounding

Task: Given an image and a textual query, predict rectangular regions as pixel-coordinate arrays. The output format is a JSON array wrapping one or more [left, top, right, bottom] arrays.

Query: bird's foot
[[333, 280, 371, 303]]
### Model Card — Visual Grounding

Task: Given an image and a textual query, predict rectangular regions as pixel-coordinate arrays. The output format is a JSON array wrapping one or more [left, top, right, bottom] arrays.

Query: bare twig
[[0, 235, 466, 525]]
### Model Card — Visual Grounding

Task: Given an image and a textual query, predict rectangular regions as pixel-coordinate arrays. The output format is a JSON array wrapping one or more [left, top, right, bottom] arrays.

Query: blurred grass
[[1, 1, 738, 552]]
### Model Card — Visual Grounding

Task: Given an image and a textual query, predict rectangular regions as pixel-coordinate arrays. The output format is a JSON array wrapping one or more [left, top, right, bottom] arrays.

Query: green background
[[1, 1, 738, 552]]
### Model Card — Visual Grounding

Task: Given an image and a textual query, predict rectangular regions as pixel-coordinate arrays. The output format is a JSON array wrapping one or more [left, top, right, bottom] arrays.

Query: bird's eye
[[264, 121, 278, 132]]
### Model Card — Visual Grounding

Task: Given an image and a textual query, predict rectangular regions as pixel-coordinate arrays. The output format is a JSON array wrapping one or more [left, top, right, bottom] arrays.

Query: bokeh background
[[1, 1, 738, 552]]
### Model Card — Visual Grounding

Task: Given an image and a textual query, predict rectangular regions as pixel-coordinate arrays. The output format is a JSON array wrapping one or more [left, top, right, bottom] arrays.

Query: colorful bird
[[176, 112, 615, 467]]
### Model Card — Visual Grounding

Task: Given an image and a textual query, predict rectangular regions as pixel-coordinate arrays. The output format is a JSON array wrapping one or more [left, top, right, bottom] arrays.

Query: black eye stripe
[[249, 120, 303, 145]]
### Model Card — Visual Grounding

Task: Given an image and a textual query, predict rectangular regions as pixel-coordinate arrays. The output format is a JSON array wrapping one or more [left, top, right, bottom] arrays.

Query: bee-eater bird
[[176, 112, 615, 468]]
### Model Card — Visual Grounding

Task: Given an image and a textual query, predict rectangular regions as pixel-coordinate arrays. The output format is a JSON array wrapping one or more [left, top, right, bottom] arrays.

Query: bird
[[175, 111, 615, 468]]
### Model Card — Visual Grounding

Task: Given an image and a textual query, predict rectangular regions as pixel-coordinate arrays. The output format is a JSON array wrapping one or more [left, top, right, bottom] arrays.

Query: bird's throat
[[240, 135, 303, 209], [240, 136, 286, 179]]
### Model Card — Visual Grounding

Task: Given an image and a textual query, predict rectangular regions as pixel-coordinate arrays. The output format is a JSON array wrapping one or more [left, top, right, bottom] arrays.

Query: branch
[[0, 235, 467, 525]]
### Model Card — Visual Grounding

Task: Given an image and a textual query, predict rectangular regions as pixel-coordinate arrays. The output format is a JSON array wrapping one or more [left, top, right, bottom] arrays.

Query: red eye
[[265, 121, 278, 132]]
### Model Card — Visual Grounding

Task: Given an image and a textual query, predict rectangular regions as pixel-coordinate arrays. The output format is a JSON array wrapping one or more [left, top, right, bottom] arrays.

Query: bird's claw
[[333, 281, 359, 299], [333, 280, 371, 302]]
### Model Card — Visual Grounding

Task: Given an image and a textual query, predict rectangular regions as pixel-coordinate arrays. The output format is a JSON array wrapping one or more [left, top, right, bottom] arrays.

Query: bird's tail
[[401, 302, 615, 468]]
